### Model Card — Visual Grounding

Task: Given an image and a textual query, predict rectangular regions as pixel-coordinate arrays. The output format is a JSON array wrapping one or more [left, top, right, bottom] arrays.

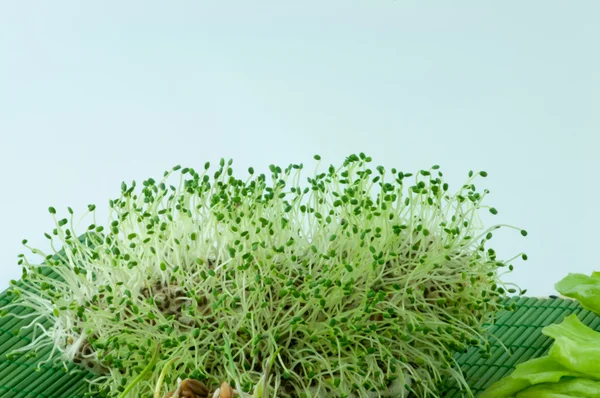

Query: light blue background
[[1, 1, 598, 295]]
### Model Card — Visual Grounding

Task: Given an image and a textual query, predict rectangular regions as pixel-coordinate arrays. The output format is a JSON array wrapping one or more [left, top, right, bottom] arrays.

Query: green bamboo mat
[[446, 296, 600, 397], [0, 288, 91, 397], [1, 283, 597, 397], [0, 239, 94, 398]]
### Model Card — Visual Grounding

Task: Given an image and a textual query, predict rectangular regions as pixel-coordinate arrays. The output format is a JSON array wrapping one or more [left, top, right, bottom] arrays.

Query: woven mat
[[0, 288, 91, 397], [2, 283, 597, 397], [445, 296, 600, 397]]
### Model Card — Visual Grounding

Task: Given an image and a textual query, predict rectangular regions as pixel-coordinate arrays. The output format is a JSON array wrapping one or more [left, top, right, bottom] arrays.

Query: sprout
[[1, 155, 527, 397]]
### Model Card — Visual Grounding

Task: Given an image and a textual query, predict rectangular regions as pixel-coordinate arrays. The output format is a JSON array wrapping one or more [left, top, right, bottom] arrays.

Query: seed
[[219, 381, 233, 398]]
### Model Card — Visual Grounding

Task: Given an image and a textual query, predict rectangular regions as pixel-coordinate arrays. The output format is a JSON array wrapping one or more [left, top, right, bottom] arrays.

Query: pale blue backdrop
[[1, 1, 598, 295]]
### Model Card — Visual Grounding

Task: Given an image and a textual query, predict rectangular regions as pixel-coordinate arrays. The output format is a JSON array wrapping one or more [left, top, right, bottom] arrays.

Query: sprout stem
[[119, 343, 161, 398]]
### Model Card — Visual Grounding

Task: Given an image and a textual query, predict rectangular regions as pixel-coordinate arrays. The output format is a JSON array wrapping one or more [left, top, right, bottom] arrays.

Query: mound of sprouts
[[2, 154, 528, 397]]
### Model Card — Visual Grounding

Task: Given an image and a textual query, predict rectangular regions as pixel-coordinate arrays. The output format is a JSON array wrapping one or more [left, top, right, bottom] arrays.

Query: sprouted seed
[[1, 154, 527, 397]]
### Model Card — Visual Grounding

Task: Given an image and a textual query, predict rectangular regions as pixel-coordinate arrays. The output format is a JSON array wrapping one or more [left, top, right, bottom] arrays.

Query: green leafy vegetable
[[480, 356, 590, 398], [512, 378, 600, 398], [555, 272, 600, 315], [543, 314, 600, 379], [482, 275, 600, 398]]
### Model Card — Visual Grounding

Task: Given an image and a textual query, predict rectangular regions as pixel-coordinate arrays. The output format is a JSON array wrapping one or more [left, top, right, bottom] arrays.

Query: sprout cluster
[[2, 154, 527, 397]]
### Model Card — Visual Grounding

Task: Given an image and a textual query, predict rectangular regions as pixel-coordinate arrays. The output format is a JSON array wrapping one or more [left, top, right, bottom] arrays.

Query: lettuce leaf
[[479, 356, 590, 398], [543, 314, 600, 379], [481, 275, 600, 397], [555, 272, 600, 315], [514, 378, 600, 398]]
